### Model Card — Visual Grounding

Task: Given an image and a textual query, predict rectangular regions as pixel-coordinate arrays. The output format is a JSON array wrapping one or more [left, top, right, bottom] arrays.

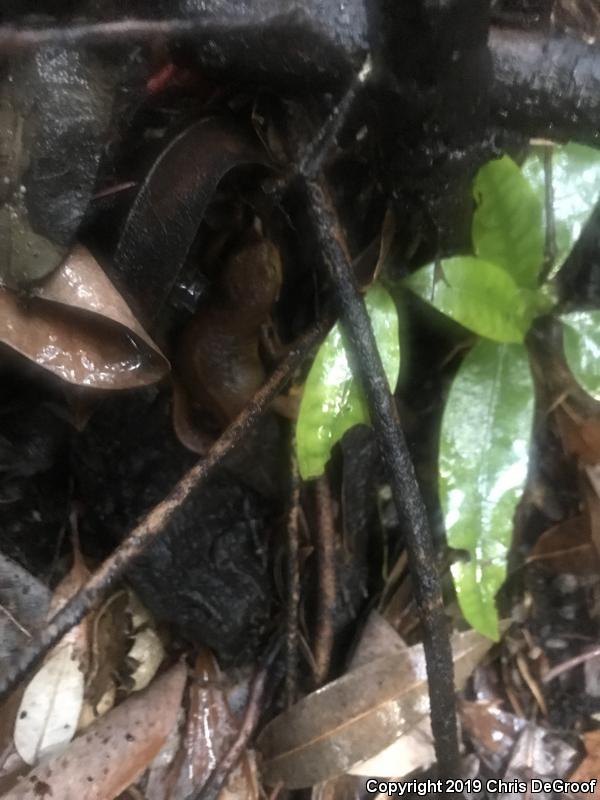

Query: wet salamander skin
[[176, 236, 283, 429]]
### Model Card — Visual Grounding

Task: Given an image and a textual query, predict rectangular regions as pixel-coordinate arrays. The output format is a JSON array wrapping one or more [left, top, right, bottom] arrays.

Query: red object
[[146, 62, 178, 94]]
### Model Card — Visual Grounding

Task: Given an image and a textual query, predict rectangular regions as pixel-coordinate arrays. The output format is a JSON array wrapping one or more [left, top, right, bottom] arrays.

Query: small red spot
[[146, 62, 177, 94]]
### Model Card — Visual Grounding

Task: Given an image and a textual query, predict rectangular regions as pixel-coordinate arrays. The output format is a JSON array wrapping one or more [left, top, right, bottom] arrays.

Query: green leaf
[[440, 339, 535, 639], [296, 284, 400, 480], [522, 142, 600, 275], [561, 310, 600, 400], [405, 256, 538, 343], [472, 155, 544, 288]]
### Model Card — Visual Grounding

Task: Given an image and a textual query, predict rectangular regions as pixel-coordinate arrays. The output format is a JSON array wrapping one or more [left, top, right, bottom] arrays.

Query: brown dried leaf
[[342, 612, 435, 778], [84, 591, 130, 718], [0, 245, 169, 389], [556, 406, 600, 465], [583, 475, 600, 566], [528, 515, 599, 575], [258, 629, 494, 789], [167, 650, 259, 800], [460, 700, 526, 762], [569, 730, 600, 788], [4, 662, 187, 800]]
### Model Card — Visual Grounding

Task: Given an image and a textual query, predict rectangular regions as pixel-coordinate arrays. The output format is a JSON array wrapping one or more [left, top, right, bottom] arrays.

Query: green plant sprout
[[296, 142, 600, 641]]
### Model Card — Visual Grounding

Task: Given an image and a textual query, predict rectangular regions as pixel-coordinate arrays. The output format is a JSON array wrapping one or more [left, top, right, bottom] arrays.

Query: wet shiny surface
[[296, 283, 400, 479], [0, 245, 169, 389], [440, 339, 534, 639]]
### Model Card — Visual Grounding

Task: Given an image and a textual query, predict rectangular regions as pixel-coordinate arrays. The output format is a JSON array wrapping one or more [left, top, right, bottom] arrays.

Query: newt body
[[174, 235, 282, 447]]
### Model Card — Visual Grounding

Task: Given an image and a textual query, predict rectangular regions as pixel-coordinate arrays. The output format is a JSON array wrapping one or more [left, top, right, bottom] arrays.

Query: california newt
[[173, 233, 285, 453]]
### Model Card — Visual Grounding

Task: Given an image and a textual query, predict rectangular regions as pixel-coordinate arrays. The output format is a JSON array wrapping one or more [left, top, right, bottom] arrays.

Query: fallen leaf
[[555, 405, 600, 466], [258, 628, 494, 788], [168, 650, 258, 800], [460, 700, 526, 768], [0, 556, 48, 789], [4, 662, 187, 800], [347, 722, 434, 779], [14, 544, 90, 765], [13, 643, 85, 766], [84, 591, 130, 718], [127, 628, 165, 693], [311, 775, 363, 800], [0, 245, 169, 389], [348, 612, 407, 669], [569, 730, 600, 789], [344, 612, 436, 777], [528, 515, 599, 575], [143, 705, 185, 800]]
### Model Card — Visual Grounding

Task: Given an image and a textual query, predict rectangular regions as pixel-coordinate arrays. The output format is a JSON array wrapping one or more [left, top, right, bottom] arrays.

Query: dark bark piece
[[0, 1, 369, 88], [75, 391, 272, 665], [0, 319, 327, 702], [0, 45, 116, 285], [173, 0, 369, 89], [489, 27, 600, 146]]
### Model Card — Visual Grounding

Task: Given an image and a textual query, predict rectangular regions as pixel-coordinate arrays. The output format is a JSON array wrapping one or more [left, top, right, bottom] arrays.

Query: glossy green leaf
[[522, 142, 600, 275], [405, 256, 539, 343], [440, 339, 534, 640], [472, 156, 544, 288], [562, 310, 600, 400], [296, 284, 400, 480]]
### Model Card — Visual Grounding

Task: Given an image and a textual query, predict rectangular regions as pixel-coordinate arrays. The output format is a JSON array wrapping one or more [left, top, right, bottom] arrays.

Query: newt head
[[222, 237, 283, 320]]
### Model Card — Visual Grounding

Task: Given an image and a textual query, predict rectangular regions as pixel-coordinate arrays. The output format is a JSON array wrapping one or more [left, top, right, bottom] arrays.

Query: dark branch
[[303, 178, 459, 776], [0, 18, 209, 51], [489, 27, 600, 146], [0, 320, 328, 704]]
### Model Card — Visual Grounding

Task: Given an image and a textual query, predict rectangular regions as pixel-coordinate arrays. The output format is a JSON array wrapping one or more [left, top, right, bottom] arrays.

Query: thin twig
[[298, 56, 372, 181], [0, 320, 328, 704], [313, 474, 337, 686], [515, 651, 548, 716], [302, 178, 459, 776], [0, 18, 215, 52], [285, 449, 301, 707], [543, 645, 600, 683], [0, 603, 31, 639]]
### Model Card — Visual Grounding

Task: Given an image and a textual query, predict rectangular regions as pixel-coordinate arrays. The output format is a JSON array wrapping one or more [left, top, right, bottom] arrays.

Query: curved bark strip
[[489, 27, 600, 146], [112, 116, 268, 324]]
